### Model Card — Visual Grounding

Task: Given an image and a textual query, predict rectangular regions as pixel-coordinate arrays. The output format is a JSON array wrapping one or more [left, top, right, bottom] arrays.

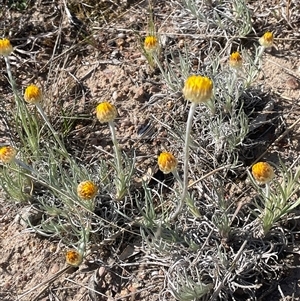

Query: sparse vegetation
[[1, 1, 300, 300]]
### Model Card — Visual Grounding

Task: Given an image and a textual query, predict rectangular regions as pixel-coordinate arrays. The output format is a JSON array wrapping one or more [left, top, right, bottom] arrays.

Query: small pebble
[[117, 33, 126, 39], [116, 38, 125, 47], [178, 39, 185, 48], [112, 91, 118, 100], [49, 243, 57, 253], [286, 77, 299, 89]]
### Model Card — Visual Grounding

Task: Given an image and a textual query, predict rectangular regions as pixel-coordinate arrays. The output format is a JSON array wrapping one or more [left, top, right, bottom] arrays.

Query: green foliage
[[0, 1, 297, 300], [6, 0, 29, 11], [249, 161, 300, 235]]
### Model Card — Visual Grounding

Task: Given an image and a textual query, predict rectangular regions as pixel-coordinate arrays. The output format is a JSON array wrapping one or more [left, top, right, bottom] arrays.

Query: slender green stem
[[108, 120, 126, 199], [245, 46, 266, 87], [254, 46, 266, 66], [172, 169, 183, 187], [265, 182, 270, 200], [4, 56, 18, 97], [35, 103, 69, 156], [182, 103, 197, 202], [14, 158, 35, 173], [225, 69, 238, 114], [5, 56, 24, 110], [170, 102, 197, 221], [108, 121, 122, 174], [5, 56, 40, 153], [78, 220, 90, 254], [262, 182, 272, 235]]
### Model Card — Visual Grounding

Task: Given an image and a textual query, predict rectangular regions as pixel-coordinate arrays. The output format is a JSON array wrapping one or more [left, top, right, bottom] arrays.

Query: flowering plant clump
[[245, 32, 275, 87], [182, 75, 213, 104], [77, 181, 98, 200], [95, 101, 133, 200], [158, 152, 178, 174], [144, 35, 159, 52], [252, 162, 274, 184], [96, 102, 117, 123], [229, 51, 243, 69], [259, 31, 274, 48], [0, 38, 13, 56], [65, 249, 83, 267], [249, 161, 300, 236], [24, 84, 43, 104], [1, 3, 299, 300], [0, 146, 17, 163]]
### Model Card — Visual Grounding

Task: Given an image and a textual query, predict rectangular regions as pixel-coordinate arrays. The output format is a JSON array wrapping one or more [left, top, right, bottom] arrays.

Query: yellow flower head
[[0, 38, 13, 56], [96, 102, 117, 123], [144, 35, 159, 52], [158, 152, 178, 174], [229, 52, 243, 69], [252, 162, 274, 184], [259, 32, 274, 48], [24, 84, 42, 104], [77, 180, 98, 200], [0, 146, 17, 163], [65, 249, 83, 267], [182, 75, 213, 104]]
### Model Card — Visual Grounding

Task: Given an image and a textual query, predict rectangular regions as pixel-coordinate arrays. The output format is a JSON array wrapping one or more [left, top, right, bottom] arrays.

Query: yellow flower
[[24, 84, 42, 104], [144, 35, 159, 52], [77, 180, 98, 200], [0, 38, 13, 56], [182, 75, 213, 104], [252, 162, 274, 184], [65, 249, 83, 267], [0, 146, 17, 163], [158, 152, 178, 174], [229, 52, 243, 69], [259, 32, 274, 48], [96, 102, 117, 123]]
